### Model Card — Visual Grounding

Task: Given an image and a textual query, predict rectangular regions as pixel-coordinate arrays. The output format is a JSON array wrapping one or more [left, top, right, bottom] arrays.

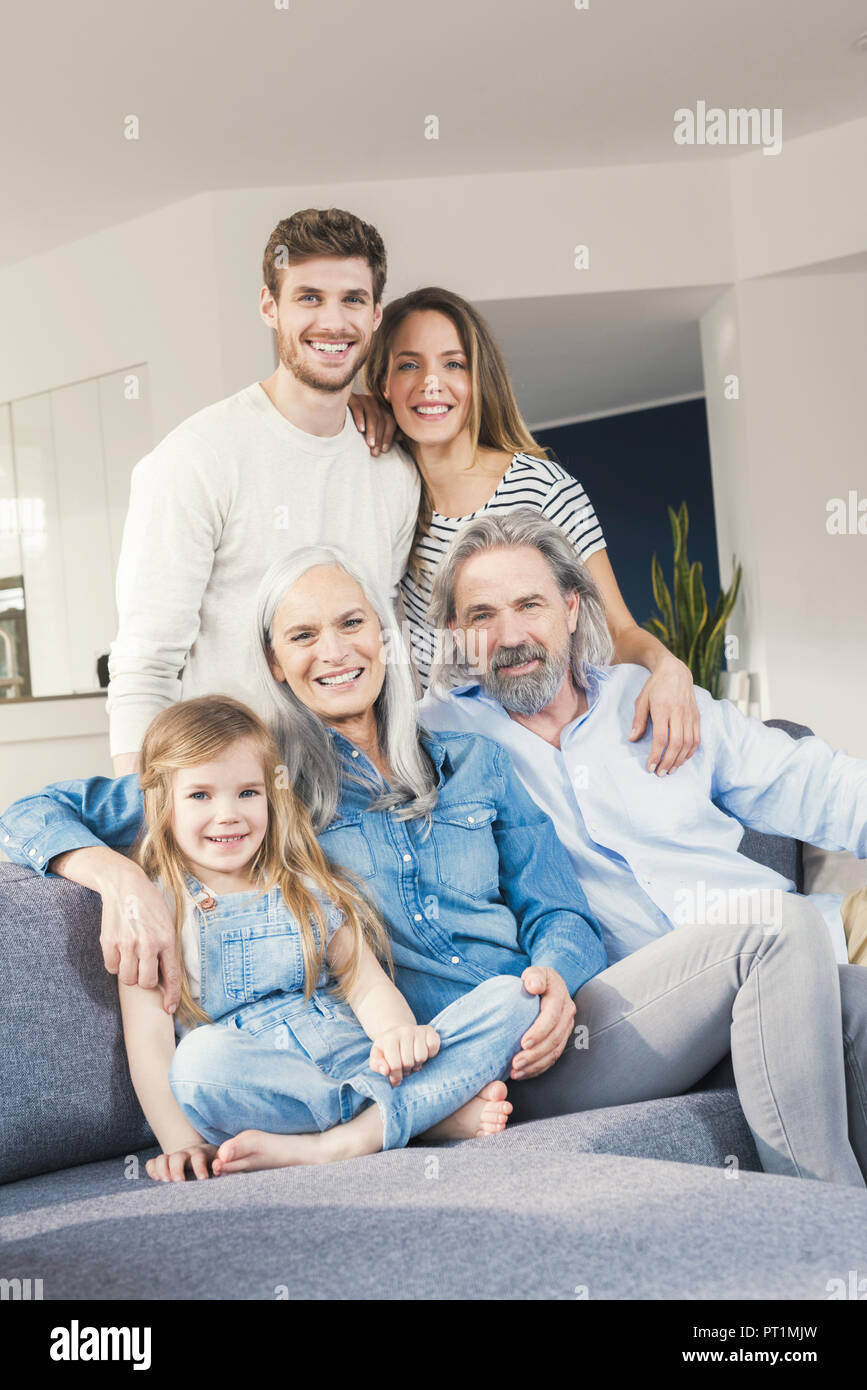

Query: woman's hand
[[509, 968, 576, 1080], [629, 654, 701, 775], [95, 855, 182, 1014], [370, 1024, 441, 1087], [146, 1143, 218, 1183], [348, 393, 396, 456]]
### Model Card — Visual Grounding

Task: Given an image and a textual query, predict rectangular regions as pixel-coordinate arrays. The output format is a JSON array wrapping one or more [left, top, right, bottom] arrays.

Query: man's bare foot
[[417, 1080, 512, 1143], [212, 1102, 384, 1174]]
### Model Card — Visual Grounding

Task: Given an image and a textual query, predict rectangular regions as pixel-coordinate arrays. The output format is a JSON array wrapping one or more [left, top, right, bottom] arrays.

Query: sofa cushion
[[0, 865, 155, 1184], [427, 1087, 761, 1173], [0, 1141, 861, 1300]]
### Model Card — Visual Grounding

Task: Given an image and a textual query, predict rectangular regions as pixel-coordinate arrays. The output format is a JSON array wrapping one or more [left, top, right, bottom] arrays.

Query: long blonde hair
[[365, 286, 550, 583], [132, 695, 394, 1028]]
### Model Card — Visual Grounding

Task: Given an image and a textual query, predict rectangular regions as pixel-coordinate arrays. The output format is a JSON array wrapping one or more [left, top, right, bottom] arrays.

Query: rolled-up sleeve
[[705, 692, 867, 857], [0, 776, 146, 875]]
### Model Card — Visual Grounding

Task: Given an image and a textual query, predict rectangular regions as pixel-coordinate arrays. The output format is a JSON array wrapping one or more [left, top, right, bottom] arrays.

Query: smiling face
[[384, 309, 472, 444], [451, 544, 579, 715], [266, 564, 387, 726], [263, 256, 383, 394], [170, 738, 269, 889]]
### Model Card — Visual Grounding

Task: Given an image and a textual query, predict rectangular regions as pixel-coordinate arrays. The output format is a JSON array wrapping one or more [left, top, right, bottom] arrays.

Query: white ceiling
[[479, 285, 722, 426], [2, 0, 866, 268]]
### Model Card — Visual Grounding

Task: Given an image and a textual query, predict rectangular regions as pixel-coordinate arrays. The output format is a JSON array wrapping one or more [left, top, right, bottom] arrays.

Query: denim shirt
[[0, 728, 606, 1022]]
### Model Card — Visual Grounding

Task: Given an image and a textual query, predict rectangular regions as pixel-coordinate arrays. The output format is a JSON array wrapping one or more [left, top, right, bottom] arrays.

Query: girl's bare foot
[[418, 1080, 512, 1143], [212, 1102, 384, 1174]]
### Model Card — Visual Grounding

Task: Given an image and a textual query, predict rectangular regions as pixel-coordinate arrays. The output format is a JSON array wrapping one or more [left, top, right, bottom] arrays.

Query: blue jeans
[[170, 974, 540, 1151]]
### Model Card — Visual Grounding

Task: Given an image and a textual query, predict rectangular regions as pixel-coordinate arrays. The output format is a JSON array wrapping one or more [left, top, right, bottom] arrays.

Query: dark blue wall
[[535, 398, 721, 628]]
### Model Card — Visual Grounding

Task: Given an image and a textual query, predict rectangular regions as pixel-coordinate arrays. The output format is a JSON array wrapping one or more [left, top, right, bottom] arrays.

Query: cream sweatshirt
[[106, 383, 420, 755]]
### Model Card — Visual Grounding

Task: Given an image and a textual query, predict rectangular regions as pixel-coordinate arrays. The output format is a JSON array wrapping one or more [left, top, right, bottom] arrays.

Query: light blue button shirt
[[420, 665, 867, 965]]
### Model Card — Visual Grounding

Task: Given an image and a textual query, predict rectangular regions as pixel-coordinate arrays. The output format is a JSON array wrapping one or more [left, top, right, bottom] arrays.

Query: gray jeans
[[509, 893, 867, 1187]]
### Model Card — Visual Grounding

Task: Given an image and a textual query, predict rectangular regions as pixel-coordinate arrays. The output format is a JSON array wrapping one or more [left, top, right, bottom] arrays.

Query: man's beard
[[276, 323, 372, 394], [479, 639, 571, 716]]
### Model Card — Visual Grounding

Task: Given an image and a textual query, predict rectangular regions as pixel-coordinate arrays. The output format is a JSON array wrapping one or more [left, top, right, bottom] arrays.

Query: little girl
[[121, 694, 540, 1181]]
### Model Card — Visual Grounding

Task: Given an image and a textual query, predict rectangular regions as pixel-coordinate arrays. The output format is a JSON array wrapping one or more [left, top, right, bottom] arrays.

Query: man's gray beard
[[277, 328, 371, 395], [481, 642, 570, 716]]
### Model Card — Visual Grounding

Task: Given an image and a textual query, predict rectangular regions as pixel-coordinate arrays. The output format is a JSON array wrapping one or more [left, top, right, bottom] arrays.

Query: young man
[[107, 208, 418, 775]]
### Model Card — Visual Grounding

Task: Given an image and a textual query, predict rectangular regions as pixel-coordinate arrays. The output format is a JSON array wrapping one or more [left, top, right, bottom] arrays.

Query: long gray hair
[[427, 508, 614, 692], [253, 545, 439, 831]]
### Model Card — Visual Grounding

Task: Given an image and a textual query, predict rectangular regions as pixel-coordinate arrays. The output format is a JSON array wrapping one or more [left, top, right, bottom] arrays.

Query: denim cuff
[[531, 934, 607, 998], [0, 821, 109, 876]]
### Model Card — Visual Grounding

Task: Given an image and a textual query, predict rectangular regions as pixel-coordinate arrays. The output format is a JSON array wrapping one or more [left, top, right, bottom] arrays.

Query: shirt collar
[[328, 724, 448, 790]]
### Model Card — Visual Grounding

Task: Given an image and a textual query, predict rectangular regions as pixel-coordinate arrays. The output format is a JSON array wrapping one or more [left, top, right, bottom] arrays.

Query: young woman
[[365, 286, 701, 775], [111, 693, 546, 1179]]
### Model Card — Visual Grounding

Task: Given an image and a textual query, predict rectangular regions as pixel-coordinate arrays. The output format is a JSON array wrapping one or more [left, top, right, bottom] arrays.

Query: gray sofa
[[2, 720, 866, 1300]]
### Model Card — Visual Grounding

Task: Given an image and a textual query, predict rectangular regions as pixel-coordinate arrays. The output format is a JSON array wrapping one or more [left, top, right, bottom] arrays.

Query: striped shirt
[[400, 451, 607, 688]]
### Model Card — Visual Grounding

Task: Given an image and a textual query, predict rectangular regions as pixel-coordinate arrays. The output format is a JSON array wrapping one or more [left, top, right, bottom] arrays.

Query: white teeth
[[207, 834, 245, 842], [416, 405, 449, 414], [310, 341, 349, 353], [318, 669, 362, 687]]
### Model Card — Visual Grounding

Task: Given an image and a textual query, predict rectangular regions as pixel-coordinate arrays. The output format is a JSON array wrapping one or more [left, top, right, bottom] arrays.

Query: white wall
[[699, 287, 769, 711], [756, 271, 867, 755], [698, 117, 867, 755]]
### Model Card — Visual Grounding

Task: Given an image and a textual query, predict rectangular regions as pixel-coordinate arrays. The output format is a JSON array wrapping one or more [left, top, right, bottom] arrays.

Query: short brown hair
[[263, 207, 387, 305]]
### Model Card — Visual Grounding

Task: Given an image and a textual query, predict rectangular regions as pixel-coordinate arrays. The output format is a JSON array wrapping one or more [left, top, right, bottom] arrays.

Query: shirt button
[[402, 853, 412, 863], [350, 749, 359, 759], [467, 816, 475, 824], [414, 913, 423, 922], [451, 955, 460, 964], [3, 834, 9, 843], [28, 848, 37, 858]]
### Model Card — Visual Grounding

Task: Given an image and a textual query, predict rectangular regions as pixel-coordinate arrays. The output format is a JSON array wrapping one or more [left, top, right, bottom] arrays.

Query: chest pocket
[[319, 812, 377, 880], [431, 800, 500, 900], [605, 755, 710, 838], [221, 920, 306, 1002]]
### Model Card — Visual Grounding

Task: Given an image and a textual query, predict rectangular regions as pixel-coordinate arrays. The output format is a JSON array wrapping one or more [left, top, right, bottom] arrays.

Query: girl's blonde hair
[[132, 694, 394, 1029], [365, 286, 550, 584]]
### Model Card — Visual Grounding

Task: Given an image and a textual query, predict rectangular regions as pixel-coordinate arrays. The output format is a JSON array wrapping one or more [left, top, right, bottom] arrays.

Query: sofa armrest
[[0, 861, 155, 1184], [735, 719, 813, 891]]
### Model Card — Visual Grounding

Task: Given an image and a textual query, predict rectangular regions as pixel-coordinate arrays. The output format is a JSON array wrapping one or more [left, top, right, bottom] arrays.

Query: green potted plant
[[643, 501, 742, 698]]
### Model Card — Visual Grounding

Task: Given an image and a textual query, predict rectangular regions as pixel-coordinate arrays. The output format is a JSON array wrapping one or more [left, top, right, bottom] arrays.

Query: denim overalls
[[169, 871, 540, 1151]]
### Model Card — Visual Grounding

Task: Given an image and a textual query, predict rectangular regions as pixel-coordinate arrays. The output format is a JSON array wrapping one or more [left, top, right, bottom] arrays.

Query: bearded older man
[[419, 508, 867, 1177]]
